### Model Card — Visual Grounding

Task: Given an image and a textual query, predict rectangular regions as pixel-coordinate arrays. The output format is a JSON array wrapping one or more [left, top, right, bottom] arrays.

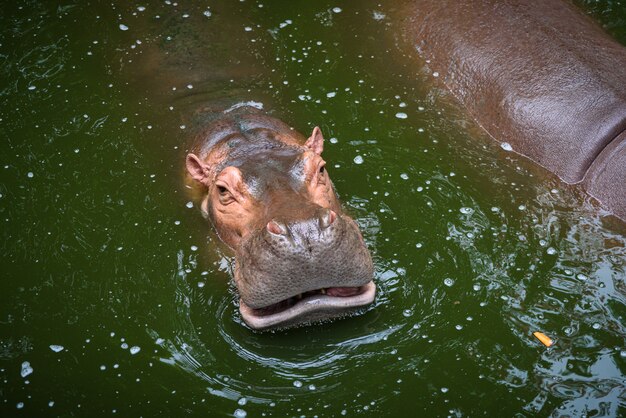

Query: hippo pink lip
[[239, 281, 376, 330]]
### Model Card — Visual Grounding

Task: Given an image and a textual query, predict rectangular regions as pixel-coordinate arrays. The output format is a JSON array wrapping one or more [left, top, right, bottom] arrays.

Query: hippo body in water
[[185, 108, 375, 330], [396, 0, 626, 222]]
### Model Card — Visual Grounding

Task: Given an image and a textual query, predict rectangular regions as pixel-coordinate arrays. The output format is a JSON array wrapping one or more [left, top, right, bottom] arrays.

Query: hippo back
[[398, 0, 626, 220]]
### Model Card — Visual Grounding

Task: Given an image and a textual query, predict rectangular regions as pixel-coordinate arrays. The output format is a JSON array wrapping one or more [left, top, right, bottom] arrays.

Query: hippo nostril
[[267, 220, 287, 235], [319, 209, 337, 229]]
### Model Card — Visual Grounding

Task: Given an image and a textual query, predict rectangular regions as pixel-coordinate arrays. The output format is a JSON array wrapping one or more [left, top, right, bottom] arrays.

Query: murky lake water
[[2, 1, 626, 416]]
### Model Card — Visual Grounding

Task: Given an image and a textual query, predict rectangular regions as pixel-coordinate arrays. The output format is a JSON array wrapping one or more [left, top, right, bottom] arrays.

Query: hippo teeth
[[239, 281, 377, 330], [250, 286, 364, 317]]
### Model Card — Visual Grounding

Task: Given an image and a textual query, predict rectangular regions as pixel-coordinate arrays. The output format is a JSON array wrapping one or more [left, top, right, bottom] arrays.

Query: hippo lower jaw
[[239, 281, 376, 330]]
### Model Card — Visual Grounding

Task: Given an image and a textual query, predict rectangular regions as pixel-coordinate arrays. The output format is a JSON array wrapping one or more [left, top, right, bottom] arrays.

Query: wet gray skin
[[186, 110, 375, 330]]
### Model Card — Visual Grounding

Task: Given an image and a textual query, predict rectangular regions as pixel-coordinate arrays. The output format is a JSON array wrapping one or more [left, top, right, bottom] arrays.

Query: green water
[[2, 1, 626, 416]]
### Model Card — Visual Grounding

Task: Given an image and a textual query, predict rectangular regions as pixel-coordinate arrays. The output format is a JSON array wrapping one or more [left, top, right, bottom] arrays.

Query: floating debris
[[533, 331, 553, 347]]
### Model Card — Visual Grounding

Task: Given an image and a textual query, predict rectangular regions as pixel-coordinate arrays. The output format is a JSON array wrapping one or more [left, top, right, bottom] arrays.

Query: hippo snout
[[234, 212, 375, 329]]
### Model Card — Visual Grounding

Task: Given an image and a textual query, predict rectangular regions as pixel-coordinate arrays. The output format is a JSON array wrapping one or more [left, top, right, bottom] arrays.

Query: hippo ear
[[186, 153, 211, 186], [305, 126, 324, 155]]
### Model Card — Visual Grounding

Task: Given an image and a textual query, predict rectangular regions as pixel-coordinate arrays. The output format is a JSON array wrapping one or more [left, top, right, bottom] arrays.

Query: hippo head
[[185, 113, 375, 330]]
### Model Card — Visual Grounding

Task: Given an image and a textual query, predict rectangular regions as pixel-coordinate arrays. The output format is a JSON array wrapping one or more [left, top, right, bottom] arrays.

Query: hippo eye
[[216, 184, 235, 205], [317, 164, 327, 185]]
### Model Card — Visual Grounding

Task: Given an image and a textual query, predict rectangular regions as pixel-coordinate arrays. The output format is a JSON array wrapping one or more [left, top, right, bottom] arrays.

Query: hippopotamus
[[395, 0, 626, 222], [185, 108, 375, 330]]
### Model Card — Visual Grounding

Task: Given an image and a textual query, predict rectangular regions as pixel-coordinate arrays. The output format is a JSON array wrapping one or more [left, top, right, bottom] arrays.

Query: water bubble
[[459, 207, 473, 215], [326, 92, 336, 98], [500, 142, 513, 151], [592, 323, 601, 330], [518, 205, 526, 211], [203, 10, 212, 18], [444, 278, 455, 287], [27, 172, 34, 178], [20, 361, 33, 378], [403, 309, 413, 317], [293, 380, 303, 388], [329, 137, 338, 144], [137, 6, 146, 12], [472, 284, 481, 291], [48, 401, 54, 407], [466, 316, 473, 321], [234, 409, 247, 418], [28, 85, 36, 91], [100, 365, 106, 370], [546, 247, 557, 255], [308, 384, 316, 390], [238, 398, 247, 406], [332, 7, 342, 13], [186, 201, 193, 209], [119, 24, 129, 31], [441, 387, 449, 393], [620, 350, 626, 358], [539, 239, 547, 247], [400, 173, 409, 180], [455, 324, 463, 330], [187, 84, 193, 89], [121, 343, 129, 349], [49, 345, 64, 353], [191, 245, 198, 252], [395, 112, 408, 119], [130, 346, 141, 355], [198, 282, 205, 288], [415, 243, 422, 248], [576, 273, 588, 281], [432, 71, 439, 77], [353, 155, 364, 165], [17, 402, 24, 409]]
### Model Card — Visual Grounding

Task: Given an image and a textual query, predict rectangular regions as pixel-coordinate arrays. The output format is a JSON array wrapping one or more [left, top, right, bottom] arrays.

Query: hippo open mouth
[[239, 281, 376, 330]]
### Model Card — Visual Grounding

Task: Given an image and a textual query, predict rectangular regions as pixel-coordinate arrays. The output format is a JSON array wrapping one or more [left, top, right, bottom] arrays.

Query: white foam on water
[[373, 11, 386, 20], [20, 361, 33, 378]]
